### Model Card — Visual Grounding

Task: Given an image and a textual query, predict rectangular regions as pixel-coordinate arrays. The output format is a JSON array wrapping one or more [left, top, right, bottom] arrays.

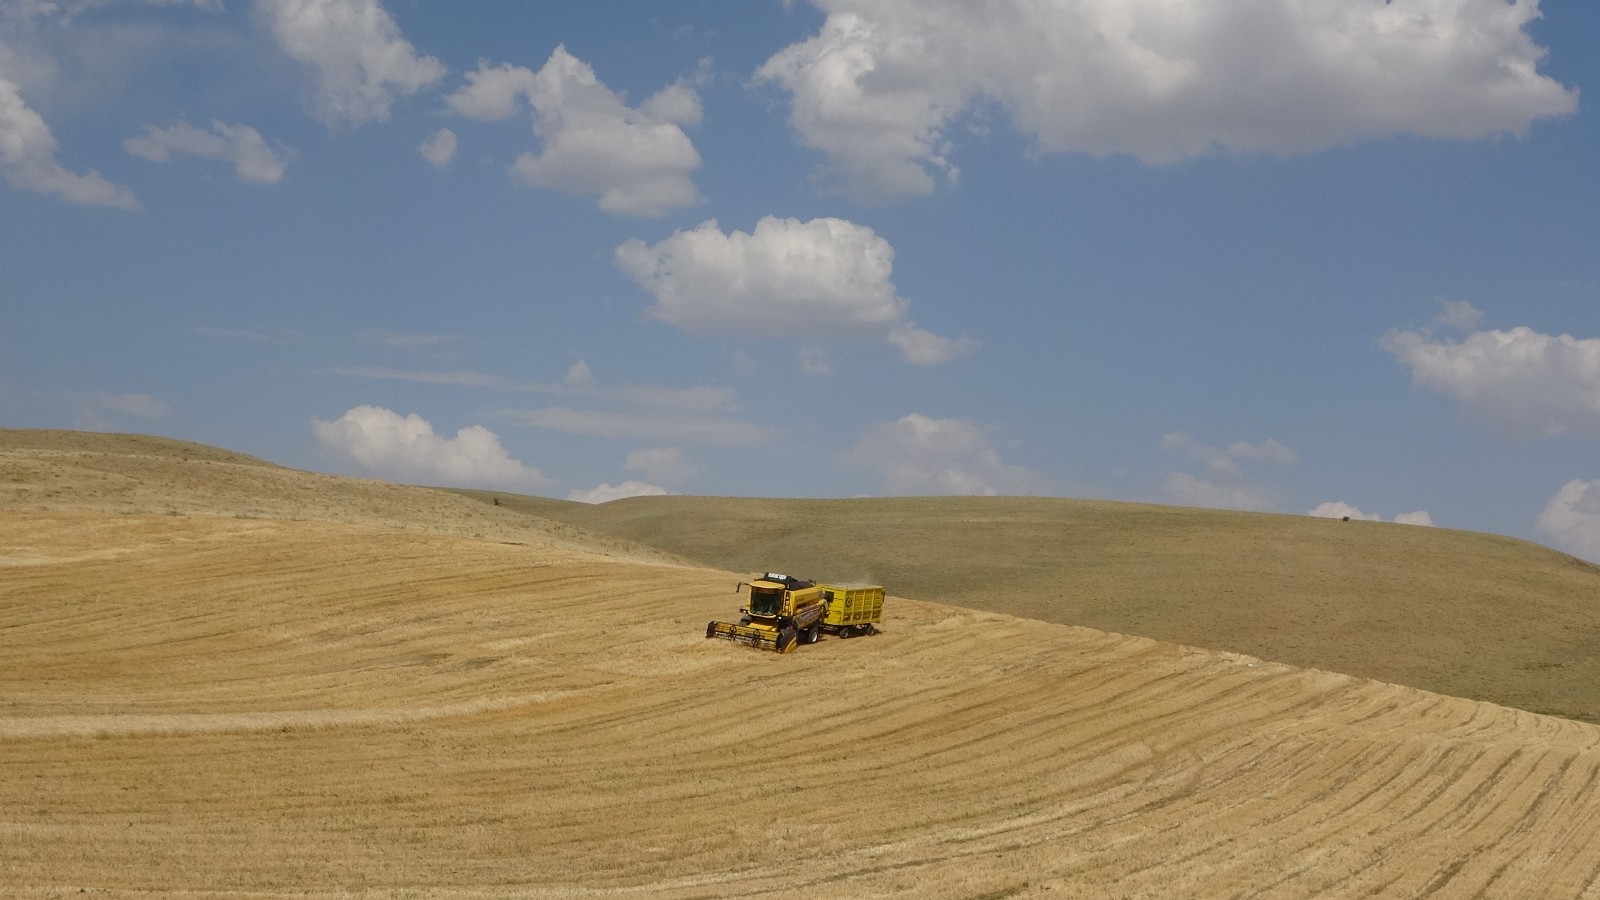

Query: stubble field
[[4, 430, 1600, 897]]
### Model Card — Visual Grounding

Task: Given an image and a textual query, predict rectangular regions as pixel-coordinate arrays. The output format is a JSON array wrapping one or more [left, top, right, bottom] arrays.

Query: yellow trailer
[[818, 582, 883, 637], [706, 572, 883, 652]]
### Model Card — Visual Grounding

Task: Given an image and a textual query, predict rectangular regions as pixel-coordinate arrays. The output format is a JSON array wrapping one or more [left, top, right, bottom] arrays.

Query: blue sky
[[4, 0, 1600, 559]]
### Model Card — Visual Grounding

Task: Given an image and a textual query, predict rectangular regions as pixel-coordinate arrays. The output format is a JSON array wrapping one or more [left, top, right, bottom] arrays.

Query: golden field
[[4, 429, 1600, 897]]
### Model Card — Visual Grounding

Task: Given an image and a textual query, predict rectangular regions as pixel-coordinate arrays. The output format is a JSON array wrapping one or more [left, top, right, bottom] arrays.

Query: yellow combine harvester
[[706, 572, 884, 653]]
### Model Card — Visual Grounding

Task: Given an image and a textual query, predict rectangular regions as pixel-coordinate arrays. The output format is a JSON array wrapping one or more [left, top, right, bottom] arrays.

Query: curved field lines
[[3, 510, 1600, 897]]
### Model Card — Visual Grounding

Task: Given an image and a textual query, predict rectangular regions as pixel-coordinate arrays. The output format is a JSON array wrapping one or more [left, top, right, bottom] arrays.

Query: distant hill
[[0, 428, 277, 466], [450, 492, 1600, 723]]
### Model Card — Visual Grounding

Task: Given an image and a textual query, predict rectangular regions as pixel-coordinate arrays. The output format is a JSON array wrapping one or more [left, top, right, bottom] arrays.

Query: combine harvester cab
[[706, 573, 883, 652]]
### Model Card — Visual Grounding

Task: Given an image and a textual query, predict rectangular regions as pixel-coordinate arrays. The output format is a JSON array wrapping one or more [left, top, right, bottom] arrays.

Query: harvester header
[[706, 573, 884, 652]]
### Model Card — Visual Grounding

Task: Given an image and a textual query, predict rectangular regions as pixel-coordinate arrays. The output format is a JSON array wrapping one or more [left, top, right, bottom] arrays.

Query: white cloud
[[418, 127, 455, 167], [758, 0, 1577, 203], [340, 361, 746, 419], [1308, 500, 1383, 521], [1537, 479, 1600, 563], [625, 447, 697, 488], [1309, 501, 1435, 525], [443, 59, 537, 121], [1381, 322, 1600, 439], [847, 413, 1047, 495], [259, 0, 445, 127], [0, 76, 138, 207], [124, 119, 291, 183], [1161, 432, 1297, 480], [561, 360, 594, 387], [1160, 432, 1296, 511], [566, 480, 669, 504], [1436, 299, 1485, 333], [312, 404, 555, 491], [615, 216, 973, 365], [64, 390, 173, 430], [95, 392, 172, 419], [336, 361, 770, 449], [1165, 472, 1276, 513], [446, 47, 703, 217]]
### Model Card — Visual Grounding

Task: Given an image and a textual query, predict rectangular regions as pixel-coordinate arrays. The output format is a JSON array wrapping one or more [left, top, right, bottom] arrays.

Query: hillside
[[449, 492, 1600, 723], [0, 429, 682, 565], [6, 431, 1600, 896]]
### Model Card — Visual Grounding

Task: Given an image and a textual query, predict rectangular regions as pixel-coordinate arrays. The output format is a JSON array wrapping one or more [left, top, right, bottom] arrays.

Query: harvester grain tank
[[706, 572, 884, 652]]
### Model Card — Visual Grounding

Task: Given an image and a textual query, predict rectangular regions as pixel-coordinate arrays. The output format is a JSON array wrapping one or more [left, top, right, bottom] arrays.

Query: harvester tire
[[805, 623, 820, 644]]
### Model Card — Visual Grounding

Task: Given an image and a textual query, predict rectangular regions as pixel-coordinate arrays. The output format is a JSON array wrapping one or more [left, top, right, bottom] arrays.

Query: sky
[[3, 0, 1600, 560]]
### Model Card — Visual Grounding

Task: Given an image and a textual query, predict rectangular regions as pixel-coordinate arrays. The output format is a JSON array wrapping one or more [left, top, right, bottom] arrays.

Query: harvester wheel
[[805, 623, 820, 644], [777, 627, 798, 652]]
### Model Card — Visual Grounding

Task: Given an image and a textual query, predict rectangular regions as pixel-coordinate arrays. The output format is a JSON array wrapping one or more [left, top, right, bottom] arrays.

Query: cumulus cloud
[[1536, 479, 1600, 563], [1381, 316, 1600, 439], [1160, 432, 1296, 512], [758, 0, 1577, 202], [312, 404, 555, 491], [0, 76, 138, 207], [1309, 501, 1434, 525], [418, 127, 455, 166], [847, 413, 1047, 495], [445, 47, 702, 217], [615, 216, 973, 365], [566, 480, 669, 504], [124, 119, 291, 183], [259, 0, 444, 127], [1308, 501, 1382, 521], [625, 447, 697, 489]]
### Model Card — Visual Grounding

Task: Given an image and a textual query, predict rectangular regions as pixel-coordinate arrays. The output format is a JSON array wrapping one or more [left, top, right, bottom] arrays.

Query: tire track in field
[[7, 510, 1600, 897]]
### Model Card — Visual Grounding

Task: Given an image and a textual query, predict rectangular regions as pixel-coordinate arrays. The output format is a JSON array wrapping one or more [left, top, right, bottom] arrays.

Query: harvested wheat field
[[5, 431, 1600, 897]]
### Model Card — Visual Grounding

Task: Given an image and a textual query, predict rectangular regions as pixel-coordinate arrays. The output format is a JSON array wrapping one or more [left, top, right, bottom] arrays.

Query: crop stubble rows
[[3, 510, 1600, 897]]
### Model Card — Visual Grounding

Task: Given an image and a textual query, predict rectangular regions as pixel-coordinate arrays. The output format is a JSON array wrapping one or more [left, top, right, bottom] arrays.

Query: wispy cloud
[[847, 413, 1047, 496], [503, 406, 774, 447], [1160, 432, 1296, 512]]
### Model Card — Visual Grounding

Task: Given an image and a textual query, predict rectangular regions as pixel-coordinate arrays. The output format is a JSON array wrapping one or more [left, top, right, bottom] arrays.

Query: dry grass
[[6, 431, 1600, 897], [461, 493, 1600, 723]]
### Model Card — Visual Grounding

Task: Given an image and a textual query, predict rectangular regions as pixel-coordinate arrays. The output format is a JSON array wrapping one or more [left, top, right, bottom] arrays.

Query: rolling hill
[[449, 491, 1600, 723], [5, 430, 1600, 897]]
